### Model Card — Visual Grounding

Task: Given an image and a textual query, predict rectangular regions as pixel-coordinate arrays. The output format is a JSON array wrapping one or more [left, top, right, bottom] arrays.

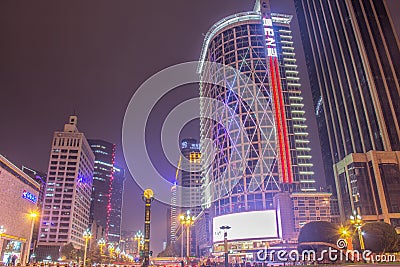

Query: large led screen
[[213, 210, 279, 242]]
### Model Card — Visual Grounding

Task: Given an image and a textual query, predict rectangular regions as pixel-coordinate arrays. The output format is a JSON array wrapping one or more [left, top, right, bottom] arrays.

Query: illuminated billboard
[[213, 210, 279, 242]]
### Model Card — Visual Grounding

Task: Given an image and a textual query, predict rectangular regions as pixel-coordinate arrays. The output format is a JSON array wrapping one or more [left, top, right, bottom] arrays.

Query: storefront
[[1, 237, 25, 265], [0, 155, 40, 265]]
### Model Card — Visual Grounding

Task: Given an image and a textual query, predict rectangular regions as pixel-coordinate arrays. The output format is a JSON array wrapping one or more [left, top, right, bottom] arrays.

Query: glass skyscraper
[[295, 0, 400, 225], [108, 165, 125, 243], [88, 140, 115, 235], [88, 140, 125, 243]]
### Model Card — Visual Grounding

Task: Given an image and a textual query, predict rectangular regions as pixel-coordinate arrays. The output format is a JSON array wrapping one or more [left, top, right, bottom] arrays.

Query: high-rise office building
[[36, 116, 95, 260], [88, 140, 115, 235], [198, 0, 330, 248], [88, 140, 125, 244], [295, 0, 400, 225], [174, 138, 201, 256], [108, 166, 125, 243], [198, 1, 330, 251], [178, 138, 202, 216], [199, 3, 316, 216]]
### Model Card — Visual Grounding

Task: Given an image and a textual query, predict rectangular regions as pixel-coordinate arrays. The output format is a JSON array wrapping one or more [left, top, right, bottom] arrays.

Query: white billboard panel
[[213, 210, 279, 242]]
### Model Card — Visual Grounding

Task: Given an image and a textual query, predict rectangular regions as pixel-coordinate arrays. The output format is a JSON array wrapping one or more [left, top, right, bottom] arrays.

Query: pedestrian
[[11, 255, 17, 266]]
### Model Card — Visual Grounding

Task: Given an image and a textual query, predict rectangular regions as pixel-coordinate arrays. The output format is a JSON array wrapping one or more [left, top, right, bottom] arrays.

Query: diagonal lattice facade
[[199, 11, 315, 217]]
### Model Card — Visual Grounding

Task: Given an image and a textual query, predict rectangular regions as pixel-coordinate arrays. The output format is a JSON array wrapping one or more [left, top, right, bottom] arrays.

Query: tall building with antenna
[[198, 0, 331, 249], [36, 116, 95, 260]]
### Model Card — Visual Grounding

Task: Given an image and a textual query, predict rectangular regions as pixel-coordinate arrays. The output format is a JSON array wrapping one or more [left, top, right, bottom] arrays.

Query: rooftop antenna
[[253, 0, 260, 12], [259, 0, 271, 17]]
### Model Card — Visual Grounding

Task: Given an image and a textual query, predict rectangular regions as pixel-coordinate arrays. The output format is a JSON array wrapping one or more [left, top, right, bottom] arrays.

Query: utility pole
[[220, 226, 231, 267]]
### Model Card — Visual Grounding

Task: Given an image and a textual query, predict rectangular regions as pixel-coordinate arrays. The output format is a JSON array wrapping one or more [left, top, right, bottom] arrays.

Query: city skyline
[[1, 0, 400, 255]]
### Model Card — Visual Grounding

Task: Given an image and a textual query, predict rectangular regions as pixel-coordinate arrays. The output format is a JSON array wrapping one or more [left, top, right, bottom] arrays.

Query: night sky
[[1, 0, 400, 254]]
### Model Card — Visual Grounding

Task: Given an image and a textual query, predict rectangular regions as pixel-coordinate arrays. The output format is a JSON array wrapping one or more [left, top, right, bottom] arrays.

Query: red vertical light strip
[[105, 144, 116, 242], [264, 14, 292, 184], [269, 57, 288, 184], [273, 57, 293, 183]]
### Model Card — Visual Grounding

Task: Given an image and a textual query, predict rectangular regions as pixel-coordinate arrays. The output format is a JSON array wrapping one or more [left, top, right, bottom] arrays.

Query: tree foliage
[[88, 246, 102, 264], [60, 242, 84, 261], [298, 221, 340, 245], [158, 242, 180, 257], [355, 222, 399, 253]]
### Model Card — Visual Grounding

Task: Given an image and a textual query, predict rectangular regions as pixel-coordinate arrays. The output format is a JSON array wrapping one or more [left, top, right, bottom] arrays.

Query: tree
[[354, 222, 399, 253], [60, 243, 76, 260], [60, 242, 84, 262], [297, 221, 343, 263], [88, 246, 102, 264], [298, 221, 340, 245], [158, 242, 180, 257]]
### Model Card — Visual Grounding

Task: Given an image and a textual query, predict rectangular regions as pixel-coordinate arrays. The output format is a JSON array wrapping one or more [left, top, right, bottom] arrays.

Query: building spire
[[258, 0, 271, 17], [253, 0, 260, 12]]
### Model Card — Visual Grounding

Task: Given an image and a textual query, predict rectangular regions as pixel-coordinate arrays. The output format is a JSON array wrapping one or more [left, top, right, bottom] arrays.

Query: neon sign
[[263, 18, 277, 57], [263, 15, 293, 184], [22, 190, 38, 204]]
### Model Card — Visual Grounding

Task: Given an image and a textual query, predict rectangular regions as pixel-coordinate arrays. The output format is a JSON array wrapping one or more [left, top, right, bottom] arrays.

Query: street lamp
[[134, 230, 144, 255], [115, 247, 121, 261], [98, 238, 106, 255], [26, 211, 39, 265], [108, 243, 115, 263], [179, 210, 195, 261], [220, 226, 231, 267], [350, 210, 365, 251], [82, 229, 92, 267], [142, 188, 154, 267]]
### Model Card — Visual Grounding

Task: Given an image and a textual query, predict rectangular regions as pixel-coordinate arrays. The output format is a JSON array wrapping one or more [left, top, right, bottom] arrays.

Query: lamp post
[[179, 210, 195, 262], [83, 229, 92, 267], [25, 211, 39, 265], [108, 243, 115, 263], [98, 238, 106, 255], [142, 188, 154, 267], [220, 225, 231, 267], [350, 210, 365, 251], [134, 230, 144, 255], [115, 247, 121, 262], [98, 238, 106, 264]]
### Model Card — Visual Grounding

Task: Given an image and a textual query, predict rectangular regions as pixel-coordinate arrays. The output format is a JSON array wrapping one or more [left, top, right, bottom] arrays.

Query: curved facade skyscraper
[[199, 1, 320, 220]]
